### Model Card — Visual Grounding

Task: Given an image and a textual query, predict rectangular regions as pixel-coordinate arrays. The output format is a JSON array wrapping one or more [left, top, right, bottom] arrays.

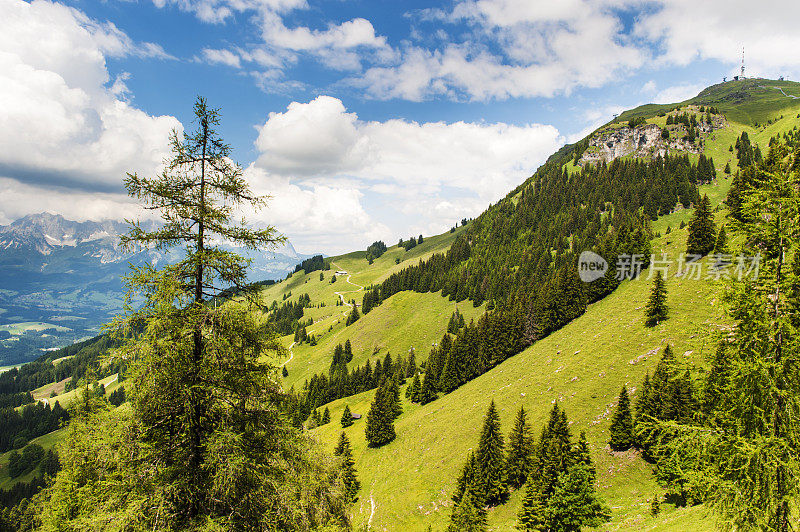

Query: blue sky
[[2, 0, 799, 253]]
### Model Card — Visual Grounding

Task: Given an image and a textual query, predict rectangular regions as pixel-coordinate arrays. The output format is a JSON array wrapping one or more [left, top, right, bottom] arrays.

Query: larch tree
[[38, 98, 349, 530]]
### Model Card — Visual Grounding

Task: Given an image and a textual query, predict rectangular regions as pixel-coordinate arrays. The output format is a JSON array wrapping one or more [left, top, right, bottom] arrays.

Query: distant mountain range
[[0, 212, 313, 364]]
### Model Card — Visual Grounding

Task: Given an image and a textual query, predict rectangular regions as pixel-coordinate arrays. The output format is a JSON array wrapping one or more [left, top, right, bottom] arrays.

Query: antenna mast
[[741, 46, 745, 78]]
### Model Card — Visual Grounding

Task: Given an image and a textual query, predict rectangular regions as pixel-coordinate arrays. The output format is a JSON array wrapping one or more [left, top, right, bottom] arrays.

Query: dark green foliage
[[321, 407, 330, 425], [345, 304, 360, 326], [365, 380, 396, 447], [447, 309, 466, 333], [340, 405, 353, 428], [282, 366, 288, 378], [447, 485, 487, 532], [505, 406, 534, 489], [609, 386, 635, 451], [366, 241, 387, 263], [294, 255, 329, 274], [545, 461, 611, 531], [334, 433, 360, 502], [686, 194, 716, 256], [108, 386, 126, 407], [645, 272, 668, 327], [452, 452, 477, 505], [713, 225, 728, 254], [0, 401, 68, 453], [270, 293, 311, 336], [406, 373, 421, 401], [724, 161, 731, 174], [517, 406, 609, 531], [474, 400, 507, 506]]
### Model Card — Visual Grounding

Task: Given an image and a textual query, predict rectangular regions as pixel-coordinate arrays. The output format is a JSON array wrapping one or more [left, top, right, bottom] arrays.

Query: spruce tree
[[407, 373, 421, 402], [341, 405, 353, 428], [447, 485, 488, 532], [650, 495, 661, 516], [321, 407, 331, 425], [418, 369, 438, 404], [475, 400, 508, 506], [686, 194, 716, 256], [609, 386, 635, 451], [713, 224, 728, 254], [453, 452, 477, 505], [545, 460, 611, 531], [406, 349, 417, 377], [365, 380, 396, 447], [334, 433, 360, 502], [506, 406, 534, 489], [645, 271, 668, 327], [517, 476, 546, 531]]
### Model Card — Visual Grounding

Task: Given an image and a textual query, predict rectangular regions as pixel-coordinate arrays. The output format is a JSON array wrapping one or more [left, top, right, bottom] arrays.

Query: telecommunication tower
[[741, 47, 745, 78]]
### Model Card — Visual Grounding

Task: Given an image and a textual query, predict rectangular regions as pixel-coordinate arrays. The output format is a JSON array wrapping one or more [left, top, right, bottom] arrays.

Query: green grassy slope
[[309, 223, 728, 531]]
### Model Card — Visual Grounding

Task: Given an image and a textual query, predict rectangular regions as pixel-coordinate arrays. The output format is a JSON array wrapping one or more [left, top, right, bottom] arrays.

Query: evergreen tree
[[453, 452, 477, 505], [406, 349, 417, 377], [686, 194, 716, 256], [334, 433, 360, 502], [609, 386, 635, 451], [448, 485, 488, 532], [365, 381, 396, 447], [545, 461, 611, 531], [387, 375, 403, 419], [506, 406, 535, 489], [517, 476, 546, 531], [475, 400, 508, 506], [713, 224, 728, 254], [36, 98, 348, 530], [282, 366, 289, 378], [650, 495, 661, 516], [407, 373, 421, 401], [321, 407, 331, 425], [418, 368, 438, 404], [645, 271, 668, 327], [341, 405, 353, 428]]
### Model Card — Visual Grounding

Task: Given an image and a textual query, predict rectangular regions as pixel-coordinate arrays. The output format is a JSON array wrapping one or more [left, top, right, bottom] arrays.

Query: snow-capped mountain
[[0, 213, 314, 350]]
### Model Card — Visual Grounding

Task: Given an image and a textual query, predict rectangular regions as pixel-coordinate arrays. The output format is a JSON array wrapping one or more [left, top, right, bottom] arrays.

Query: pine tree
[[475, 400, 508, 506], [506, 406, 535, 489], [334, 433, 360, 502], [321, 407, 331, 425], [406, 349, 417, 377], [686, 194, 716, 256], [365, 381, 396, 447], [645, 271, 668, 327], [387, 375, 402, 419], [341, 405, 353, 428], [609, 386, 635, 451]]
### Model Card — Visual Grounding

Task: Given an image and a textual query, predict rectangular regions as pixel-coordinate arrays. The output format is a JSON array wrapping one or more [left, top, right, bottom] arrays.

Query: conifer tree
[[418, 368, 438, 404], [650, 495, 661, 516], [453, 452, 477, 505], [475, 400, 508, 505], [506, 406, 534, 489], [38, 98, 348, 529], [713, 224, 728, 254], [407, 373, 421, 401], [609, 386, 635, 451], [387, 375, 403, 420], [406, 349, 417, 377], [517, 476, 546, 531], [334, 433, 360, 502], [447, 485, 487, 532], [341, 405, 353, 428], [365, 380, 396, 447], [321, 407, 330, 425], [686, 194, 716, 256], [645, 271, 668, 327], [545, 459, 611, 531]]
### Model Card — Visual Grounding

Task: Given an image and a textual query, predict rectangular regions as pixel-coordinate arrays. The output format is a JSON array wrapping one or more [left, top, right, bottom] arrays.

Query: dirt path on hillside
[[330, 262, 364, 307]]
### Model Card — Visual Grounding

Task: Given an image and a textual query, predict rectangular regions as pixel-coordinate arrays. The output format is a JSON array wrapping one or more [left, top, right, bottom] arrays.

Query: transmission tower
[[741, 46, 745, 78]]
